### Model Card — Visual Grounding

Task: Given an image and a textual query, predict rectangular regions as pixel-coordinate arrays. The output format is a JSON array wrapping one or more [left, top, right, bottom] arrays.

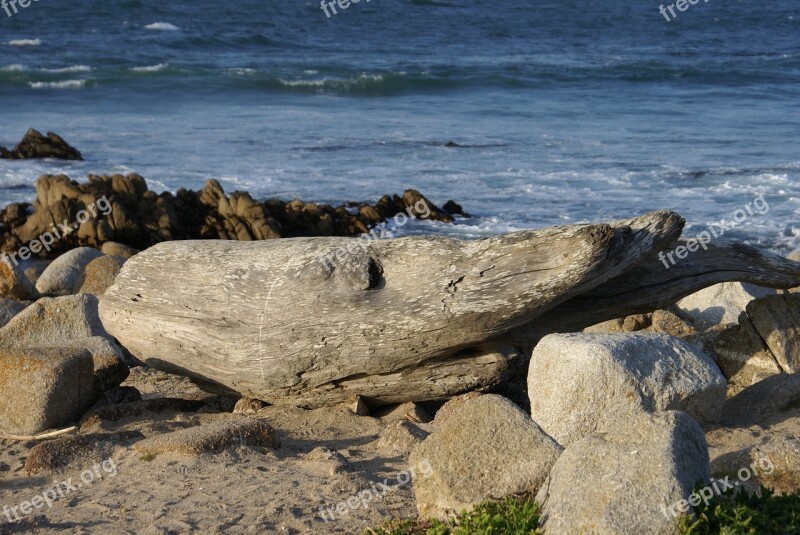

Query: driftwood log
[[99, 210, 800, 407]]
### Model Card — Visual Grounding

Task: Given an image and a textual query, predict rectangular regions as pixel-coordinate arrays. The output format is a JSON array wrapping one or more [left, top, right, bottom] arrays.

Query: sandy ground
[[0, 367, 430, 535], [1, 365, 799, 534]]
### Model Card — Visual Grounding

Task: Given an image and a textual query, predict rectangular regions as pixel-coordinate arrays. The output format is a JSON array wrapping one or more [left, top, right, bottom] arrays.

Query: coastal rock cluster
[[0, 174, 458, 256], [0, 129, 83, 161]]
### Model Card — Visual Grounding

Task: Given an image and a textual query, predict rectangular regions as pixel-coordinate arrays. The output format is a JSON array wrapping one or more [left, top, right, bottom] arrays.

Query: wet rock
[[0, 174, 458, 254], [402, 189, 453, 223], [133, 417, 278, 456], [0, 129, 82, 160], [442, 200, 468, 217]]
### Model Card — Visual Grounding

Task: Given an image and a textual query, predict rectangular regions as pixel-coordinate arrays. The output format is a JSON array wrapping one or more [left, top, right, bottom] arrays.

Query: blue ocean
[[0, 0, 797, 250]]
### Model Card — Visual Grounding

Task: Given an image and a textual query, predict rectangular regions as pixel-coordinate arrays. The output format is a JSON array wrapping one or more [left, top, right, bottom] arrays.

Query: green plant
[[679, 485, 800, 534], [364, 498, 541, 535]]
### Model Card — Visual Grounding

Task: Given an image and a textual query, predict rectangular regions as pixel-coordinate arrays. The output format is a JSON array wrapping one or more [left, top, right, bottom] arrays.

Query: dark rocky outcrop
[[0, 129, 83, 161], [0, 174, 456, 257]]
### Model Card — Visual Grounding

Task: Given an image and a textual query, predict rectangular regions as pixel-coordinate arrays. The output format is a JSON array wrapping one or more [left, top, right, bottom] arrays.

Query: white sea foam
[[41, 65, 93, 73], [131, 63, 169, 72], [7, 39, 41, 47], [145, 22, 180, 31], [1, 64, 28, 72], [278, 78, 327, 87], [29, 79, 87, 89]]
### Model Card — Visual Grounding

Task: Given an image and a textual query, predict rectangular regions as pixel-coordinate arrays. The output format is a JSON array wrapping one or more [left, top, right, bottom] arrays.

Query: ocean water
[[0, 0, 798, 250]]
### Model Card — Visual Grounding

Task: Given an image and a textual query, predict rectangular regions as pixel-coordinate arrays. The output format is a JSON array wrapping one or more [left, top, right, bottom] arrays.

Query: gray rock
[[35, 247, 104, 296], [409, 394, 562, 521], [0, 346, 94, 434], [528, 333, 726, 446], [0, 294, 106, 347], [0, 254, 39, 300], [537, 411, 710, 535], [133, 417, 278, 456], [100, 241, 140, 260], [0, 298, 26, 328], [0, 295, 127, 396], [675, 282, 774, 329]]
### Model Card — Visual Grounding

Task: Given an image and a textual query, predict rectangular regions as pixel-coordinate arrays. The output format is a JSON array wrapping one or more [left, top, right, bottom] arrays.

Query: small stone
[[304, 446, 351, 475], [374, 402, 432, 424], [100, 241, 140, 260], [233, 397, 266, 415]]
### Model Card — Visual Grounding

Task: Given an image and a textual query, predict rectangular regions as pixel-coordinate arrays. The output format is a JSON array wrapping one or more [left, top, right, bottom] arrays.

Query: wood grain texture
[[504, 239, 800, 350], [99, 210, 683, 406]]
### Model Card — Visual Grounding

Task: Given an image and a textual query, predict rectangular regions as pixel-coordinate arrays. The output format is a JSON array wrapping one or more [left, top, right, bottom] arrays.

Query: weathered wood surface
[[99, 210, 683, 407], [526, 238, 800, 335]]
